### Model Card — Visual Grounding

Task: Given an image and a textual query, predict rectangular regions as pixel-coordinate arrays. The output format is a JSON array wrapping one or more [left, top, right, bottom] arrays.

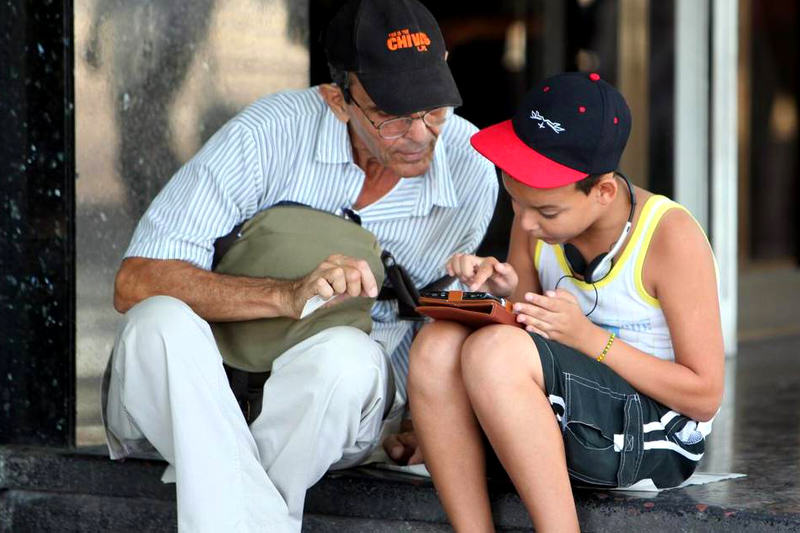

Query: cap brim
[[470, 120, 587, 188], [358, 62, 462, 115]]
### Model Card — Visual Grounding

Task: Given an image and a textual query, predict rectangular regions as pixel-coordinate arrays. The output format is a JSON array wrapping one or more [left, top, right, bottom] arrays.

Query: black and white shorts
[[531, 333, 713, 489]]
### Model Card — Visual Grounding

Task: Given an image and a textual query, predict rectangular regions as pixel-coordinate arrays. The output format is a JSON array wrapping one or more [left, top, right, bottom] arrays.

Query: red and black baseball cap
[[323, 0, 462, 116], [471, 72, 631, 189]]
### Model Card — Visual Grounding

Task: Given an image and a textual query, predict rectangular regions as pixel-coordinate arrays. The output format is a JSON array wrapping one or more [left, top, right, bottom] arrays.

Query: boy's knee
[[461, 325, 542, 389], [408, 321, 470, 382]]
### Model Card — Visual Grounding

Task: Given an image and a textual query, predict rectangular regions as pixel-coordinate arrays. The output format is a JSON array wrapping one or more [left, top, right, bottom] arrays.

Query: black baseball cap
[[324, 0, 462, 115], [470, 72, 631, 188]]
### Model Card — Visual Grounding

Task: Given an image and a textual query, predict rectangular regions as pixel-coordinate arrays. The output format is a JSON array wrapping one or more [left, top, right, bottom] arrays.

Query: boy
[[406, 72, 724, 532]]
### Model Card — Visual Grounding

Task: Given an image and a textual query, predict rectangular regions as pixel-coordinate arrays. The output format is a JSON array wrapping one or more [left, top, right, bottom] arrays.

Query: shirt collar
[[315, 103, 352, 164], [411, 137, 459, 217]]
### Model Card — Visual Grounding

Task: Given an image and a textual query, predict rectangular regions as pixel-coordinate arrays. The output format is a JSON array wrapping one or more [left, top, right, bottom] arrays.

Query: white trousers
[[104, 296, 395, 532]]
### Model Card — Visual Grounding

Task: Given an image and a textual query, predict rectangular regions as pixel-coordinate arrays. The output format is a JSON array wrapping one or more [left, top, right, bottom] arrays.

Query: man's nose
[[403, 115, 433, 143]]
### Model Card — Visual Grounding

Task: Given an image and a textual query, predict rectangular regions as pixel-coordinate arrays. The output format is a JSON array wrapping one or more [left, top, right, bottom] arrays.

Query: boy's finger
[[446, 254, 459, 277], [525, 325, 550, 339], [525, 292, 560, 311], [553, 288, 579, 304], [516, 310, 546, 327], [494, 262, 510, 275], [469, 261, 495, 290], [514, 301, 543, 316], [459, 255, 477, 280]]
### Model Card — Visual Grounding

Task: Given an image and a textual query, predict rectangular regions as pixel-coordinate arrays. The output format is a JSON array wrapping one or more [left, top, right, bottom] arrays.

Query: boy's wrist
[[579, 324, 612, 360]]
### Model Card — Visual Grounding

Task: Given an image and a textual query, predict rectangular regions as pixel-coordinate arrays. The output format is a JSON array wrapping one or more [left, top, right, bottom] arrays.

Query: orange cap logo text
[[386, 28, 431, 52]]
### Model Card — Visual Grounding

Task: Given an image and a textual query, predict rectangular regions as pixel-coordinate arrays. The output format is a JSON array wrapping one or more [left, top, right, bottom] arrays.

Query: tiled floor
[[673, 332, 800, 517]]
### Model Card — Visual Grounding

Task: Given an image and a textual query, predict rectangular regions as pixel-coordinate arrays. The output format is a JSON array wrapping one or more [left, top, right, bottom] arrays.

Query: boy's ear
[[319, 84, 350, 123], [593, 172, 618, 206]]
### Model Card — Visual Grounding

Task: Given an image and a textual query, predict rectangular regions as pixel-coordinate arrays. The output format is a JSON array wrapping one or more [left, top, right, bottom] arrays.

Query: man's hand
[[383, 431, 424, 465], [446, 254, 519, 298], [286, 254, 379, 319]]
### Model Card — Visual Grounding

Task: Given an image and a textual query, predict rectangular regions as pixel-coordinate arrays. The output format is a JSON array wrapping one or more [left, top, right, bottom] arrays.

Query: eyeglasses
[[347, 91, 453, 139]]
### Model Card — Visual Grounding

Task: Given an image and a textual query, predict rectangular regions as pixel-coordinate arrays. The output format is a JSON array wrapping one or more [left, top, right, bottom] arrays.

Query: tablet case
[[415, 291, 522, 329]]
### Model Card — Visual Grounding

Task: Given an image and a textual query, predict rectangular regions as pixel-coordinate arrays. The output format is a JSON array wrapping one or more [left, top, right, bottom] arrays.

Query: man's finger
[[355, 260, 378, 297], [343, 267, 363, 298], [326, 267, 348, 294], [407, 446, 424, 465], [313, 277, 335, 299], [325, 253, 346, 265], [395, 432, 418, 447], [382, 434, 402, 460], [340, 257, 377, 298]]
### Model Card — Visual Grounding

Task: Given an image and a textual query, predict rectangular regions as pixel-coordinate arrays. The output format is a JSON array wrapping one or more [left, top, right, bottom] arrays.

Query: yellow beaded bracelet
[[596, 332, 616, 363]]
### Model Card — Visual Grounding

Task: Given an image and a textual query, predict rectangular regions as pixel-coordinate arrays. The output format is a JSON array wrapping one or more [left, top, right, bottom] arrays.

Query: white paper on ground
[[608, 472, 746, 492], [372, 462, 432, 478], [300, 294, 336, 319], [368, 461, 745, 493], [161, 464, 176, 483]]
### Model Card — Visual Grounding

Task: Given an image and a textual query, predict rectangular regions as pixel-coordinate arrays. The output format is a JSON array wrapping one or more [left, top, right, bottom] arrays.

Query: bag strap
[[378, 250, 455, 321], [223, 363, 270, 425]]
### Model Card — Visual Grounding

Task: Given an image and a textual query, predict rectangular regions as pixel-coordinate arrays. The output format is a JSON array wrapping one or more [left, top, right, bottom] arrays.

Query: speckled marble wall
[[0, 0, 76, 446], [73, 0, 309, 444], [1, 0, 311, 446]]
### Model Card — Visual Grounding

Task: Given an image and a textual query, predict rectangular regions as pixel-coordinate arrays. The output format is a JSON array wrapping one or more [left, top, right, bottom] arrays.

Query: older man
[[103, 0, 497, 531]]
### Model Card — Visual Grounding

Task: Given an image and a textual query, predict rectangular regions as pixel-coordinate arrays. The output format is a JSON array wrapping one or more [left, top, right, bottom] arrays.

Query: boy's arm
[[507, 213, 542, 301], [576, 208, 725, 421]]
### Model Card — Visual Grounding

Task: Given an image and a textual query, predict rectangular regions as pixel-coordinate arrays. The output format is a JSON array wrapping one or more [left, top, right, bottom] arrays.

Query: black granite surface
[[0, 1, 76, 446]]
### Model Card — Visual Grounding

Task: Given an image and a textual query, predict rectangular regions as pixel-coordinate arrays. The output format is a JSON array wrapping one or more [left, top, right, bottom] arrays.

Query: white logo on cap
[[530, 110, 565, 134]]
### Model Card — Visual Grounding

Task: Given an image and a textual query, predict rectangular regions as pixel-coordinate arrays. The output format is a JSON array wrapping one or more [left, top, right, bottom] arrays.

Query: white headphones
[[562, 172, 636, 284]]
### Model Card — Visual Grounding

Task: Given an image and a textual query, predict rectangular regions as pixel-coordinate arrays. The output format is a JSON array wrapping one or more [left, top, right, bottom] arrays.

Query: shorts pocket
[[562, 374, 643, 487]]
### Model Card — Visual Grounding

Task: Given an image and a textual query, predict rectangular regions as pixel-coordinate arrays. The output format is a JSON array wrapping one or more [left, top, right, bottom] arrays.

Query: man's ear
[[319, 84, 350, 123], [444, 50, 449, 61]]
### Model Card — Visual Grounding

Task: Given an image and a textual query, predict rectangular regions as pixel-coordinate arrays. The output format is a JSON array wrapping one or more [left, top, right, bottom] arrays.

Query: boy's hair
[[574, 173, 604, 195]]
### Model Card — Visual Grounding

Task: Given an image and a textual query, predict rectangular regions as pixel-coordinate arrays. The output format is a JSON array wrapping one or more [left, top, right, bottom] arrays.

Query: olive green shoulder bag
[[210, 205, 385, 374]]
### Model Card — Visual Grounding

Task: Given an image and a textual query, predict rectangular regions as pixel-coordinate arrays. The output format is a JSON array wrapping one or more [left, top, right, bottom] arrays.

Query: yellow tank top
[[534, 195, 712, 361]]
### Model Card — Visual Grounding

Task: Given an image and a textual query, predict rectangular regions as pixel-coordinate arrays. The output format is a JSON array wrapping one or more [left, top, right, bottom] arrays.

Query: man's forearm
[[114, 257, 295, 321]]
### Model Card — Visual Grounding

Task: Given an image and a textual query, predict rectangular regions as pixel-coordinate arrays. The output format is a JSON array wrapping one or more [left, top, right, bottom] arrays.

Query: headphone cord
[[554, 275, 599, 318]]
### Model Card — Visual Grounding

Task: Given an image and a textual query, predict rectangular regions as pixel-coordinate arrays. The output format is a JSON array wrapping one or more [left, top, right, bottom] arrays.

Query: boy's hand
[[513, 289, 593, 349], [383, 431, 424, 465], [446, 254, 518, 297]]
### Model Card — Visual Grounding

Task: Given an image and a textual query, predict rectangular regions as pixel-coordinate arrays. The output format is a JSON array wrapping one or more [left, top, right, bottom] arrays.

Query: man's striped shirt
[[125, 86, 498, 404]]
